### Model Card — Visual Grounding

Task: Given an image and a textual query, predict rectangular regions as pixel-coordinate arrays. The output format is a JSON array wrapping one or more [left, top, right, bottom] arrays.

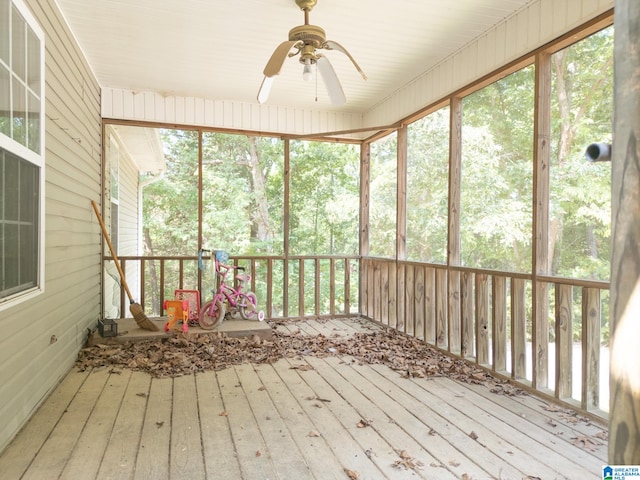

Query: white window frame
[[0, 0, 45, 311]]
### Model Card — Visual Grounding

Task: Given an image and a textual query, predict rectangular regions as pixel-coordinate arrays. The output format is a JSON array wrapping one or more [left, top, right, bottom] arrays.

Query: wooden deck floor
[[0, 318, 607, 479]]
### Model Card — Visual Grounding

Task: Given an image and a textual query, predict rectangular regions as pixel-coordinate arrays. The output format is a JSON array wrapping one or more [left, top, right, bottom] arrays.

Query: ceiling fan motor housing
[[288, 24, 326, 46], [289, 24, 326, 63]]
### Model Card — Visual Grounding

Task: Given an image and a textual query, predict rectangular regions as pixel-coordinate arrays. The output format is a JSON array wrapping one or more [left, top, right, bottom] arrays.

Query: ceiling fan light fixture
[[302, 59, 314, 81]]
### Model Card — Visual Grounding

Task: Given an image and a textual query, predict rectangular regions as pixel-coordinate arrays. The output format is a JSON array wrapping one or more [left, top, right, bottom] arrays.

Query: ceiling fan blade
[[257, 76, 274, 104], [263, 40, 298, 77], [324, 40, 368, 80], [317, 55, 346, 106]]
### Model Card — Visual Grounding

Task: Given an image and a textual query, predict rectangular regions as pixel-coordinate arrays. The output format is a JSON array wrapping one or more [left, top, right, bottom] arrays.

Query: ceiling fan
[[257, 0, 367, 106]]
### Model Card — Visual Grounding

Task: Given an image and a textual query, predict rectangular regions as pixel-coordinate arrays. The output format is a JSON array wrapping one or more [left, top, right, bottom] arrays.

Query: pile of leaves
[[76, 323, 523, 395]]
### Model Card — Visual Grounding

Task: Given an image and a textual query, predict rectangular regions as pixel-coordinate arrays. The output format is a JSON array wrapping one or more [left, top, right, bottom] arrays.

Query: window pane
[[0, 65, 9, 138], [12, 76, 26, 146], [407, 106, 450, 263], [1, 148, 39, 298], [369, 132, 397, 258], [289, 140, 359, 255], [27, 90, 40, 153], [27, 24, 40, 93], [460, 65, 534, 273], [0, 0, 8, 65], [550, 27, 613, 281], [11, 5, 25, 81]]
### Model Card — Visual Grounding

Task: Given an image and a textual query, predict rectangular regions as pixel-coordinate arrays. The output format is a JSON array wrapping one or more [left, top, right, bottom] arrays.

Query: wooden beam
[[609, 0, 640, 464], [532, 51, 552, 390]]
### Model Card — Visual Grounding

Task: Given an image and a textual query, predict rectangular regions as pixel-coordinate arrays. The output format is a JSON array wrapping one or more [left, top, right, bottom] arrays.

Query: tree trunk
[[247, 137, 272, 248], [609, 0, 640, 464]]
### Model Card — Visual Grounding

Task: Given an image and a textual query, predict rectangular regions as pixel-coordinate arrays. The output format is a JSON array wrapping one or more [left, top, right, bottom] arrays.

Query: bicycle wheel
[[238, 292, 258, 320], [199, 299, 226, 329]]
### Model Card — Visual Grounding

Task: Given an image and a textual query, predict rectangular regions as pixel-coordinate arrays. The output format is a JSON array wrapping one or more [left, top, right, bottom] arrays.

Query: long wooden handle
[[91, 200, 134, 303]]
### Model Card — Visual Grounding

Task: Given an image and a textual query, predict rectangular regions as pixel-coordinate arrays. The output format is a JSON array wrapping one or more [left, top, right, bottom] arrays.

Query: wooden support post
[[610, 0, 640, 464]]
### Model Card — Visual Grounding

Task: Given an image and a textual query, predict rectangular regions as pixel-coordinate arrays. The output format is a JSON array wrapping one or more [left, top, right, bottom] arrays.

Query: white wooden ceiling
[[56, 0, 533, 114]]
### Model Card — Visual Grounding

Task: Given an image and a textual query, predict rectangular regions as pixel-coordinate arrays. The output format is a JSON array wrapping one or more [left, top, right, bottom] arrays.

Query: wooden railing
[[360, 258, 609, 421], [105, 254, 360, 321], [103, 253, 608, 420]]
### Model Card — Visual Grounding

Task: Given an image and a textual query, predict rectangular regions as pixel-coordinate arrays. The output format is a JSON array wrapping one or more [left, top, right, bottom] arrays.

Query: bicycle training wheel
[[238, 292, 258, 320], [199, 299, 226, 329]]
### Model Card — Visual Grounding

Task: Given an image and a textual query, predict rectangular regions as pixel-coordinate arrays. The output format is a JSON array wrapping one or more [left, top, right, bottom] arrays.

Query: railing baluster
[[582, 287, 601, 410], [461, 271, 474, 359], [475, 273, 489, 366], [511, 278, 527, 380], [555, 284, 573, 399], [492, 275, 507, 373]]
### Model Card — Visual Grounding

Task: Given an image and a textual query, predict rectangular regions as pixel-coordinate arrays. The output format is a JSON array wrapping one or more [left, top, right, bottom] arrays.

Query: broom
[[91, 200, 159, 331]]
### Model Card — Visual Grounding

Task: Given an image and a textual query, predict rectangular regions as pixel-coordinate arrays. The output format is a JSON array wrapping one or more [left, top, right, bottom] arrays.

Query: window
[[0, 0, 45, 308]]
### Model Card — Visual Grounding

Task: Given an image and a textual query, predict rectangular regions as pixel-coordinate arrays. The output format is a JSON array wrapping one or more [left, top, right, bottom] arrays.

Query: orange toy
[[163, 299, 190, 333]]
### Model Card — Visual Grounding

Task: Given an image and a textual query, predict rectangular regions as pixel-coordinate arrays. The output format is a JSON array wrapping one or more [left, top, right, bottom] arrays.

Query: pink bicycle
[[198, 249, 265, 329]]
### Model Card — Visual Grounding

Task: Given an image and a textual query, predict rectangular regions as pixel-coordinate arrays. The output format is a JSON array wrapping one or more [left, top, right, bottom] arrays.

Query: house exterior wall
[[100, 0, 614, 135], [0, 0, 102, 452]]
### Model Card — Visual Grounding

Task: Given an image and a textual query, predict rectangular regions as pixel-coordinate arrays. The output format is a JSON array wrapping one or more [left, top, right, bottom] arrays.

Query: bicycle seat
[[236, 273, 251, 283]]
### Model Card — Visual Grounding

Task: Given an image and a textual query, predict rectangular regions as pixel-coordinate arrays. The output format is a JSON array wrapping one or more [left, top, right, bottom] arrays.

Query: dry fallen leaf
[[344, 468, 359, 479], [219, 410, 228, 416], [308, 430, 321, 437], [356, 419, 371, 428], [255, 450, 262, 457], [571, 435, 601, 451], [468, 431, 478, 440]]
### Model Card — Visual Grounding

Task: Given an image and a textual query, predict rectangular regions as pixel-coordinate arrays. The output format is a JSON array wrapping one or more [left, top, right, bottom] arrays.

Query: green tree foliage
[[369, 132, 398, 258], [406, 107, 450, 263], [550, 26, 613, 281], [461, 65, 535, 272], [289, 140, 360, 255]]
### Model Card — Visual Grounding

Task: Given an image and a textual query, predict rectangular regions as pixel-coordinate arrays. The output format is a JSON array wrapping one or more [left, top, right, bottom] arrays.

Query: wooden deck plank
[[234, 363, 314, 479], [272, 357, 389, 479], [369, 362, 602, 479], [59, 369, 132, 480], [358, 361, 529, 479], [321, 356, 495, 479], [21, 368, 112, 480], [254, 362, 346, 479], [97, 370, 152, 479], [432, 376, 605, 476], [463, 378, 608, 448], [0, 368, 90, 480], [168, 374, 206, 480], [195, 371, 243, 479], [304, 355, 459, 480], [134, 376, 173, 480], [216, 365, 279, 479]]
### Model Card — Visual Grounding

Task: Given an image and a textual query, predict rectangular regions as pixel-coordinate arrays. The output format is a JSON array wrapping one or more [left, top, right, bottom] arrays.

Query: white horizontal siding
[[0, 0, 102, 452], [364, 0, 613, 127], [102, 89, 365, 137]]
